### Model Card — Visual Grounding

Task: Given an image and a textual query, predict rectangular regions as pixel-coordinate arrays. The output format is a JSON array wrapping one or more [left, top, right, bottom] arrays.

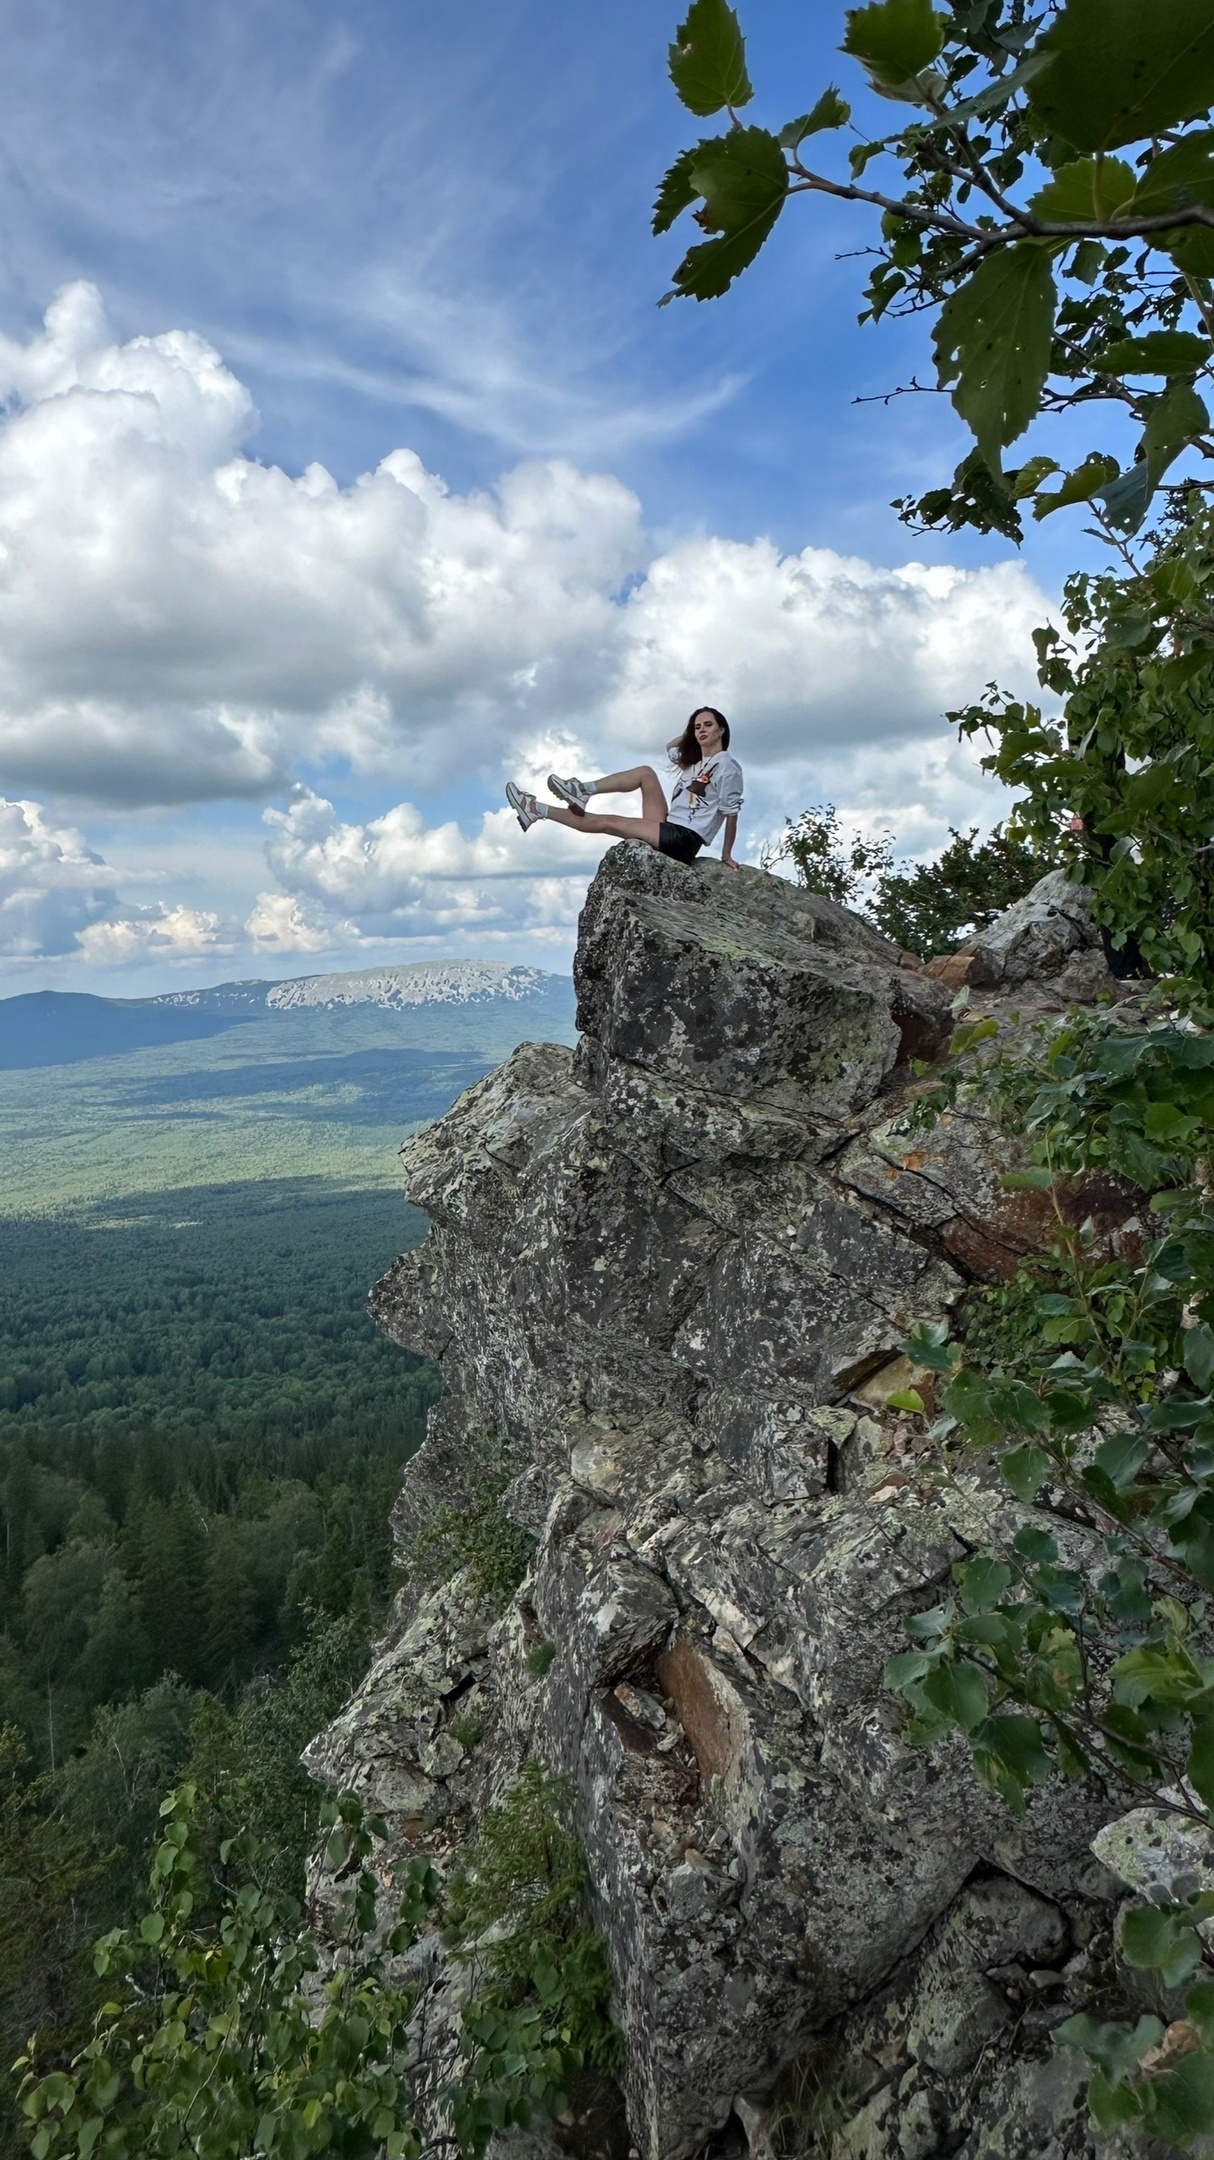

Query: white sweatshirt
[[665, 750, 745, 843]]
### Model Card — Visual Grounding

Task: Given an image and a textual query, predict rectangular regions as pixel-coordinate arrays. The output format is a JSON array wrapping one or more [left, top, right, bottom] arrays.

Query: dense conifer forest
[[0, 1177, 436, 2136]]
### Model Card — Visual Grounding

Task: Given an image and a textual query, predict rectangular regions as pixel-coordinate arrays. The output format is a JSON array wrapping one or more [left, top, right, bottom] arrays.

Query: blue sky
[[0, 0, 1098, 995]]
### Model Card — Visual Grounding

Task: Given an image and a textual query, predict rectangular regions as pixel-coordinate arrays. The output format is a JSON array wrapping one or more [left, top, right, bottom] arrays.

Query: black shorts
[[658, 821, 704, 864]]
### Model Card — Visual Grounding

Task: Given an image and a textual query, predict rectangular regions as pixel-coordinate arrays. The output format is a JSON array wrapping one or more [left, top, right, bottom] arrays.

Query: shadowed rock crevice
[[307, 848, 1150, 2160]]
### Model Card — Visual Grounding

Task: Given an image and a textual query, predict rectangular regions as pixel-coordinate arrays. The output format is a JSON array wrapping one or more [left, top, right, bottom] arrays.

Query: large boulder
[[308, 845, 1139, 2160], [928, 867, 1106, 994], [576, 849, 951, 1120]]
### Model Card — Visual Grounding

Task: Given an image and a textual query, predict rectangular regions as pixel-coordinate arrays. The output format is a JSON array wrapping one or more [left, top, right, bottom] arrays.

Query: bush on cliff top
[[766, 805, 1050, 957]]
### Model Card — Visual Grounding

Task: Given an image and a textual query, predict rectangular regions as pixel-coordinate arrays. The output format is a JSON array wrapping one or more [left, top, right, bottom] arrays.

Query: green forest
[[0, 1177, 437, 2143]]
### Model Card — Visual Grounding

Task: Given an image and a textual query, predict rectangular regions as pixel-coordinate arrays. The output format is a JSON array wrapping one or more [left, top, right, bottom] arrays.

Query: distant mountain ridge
[[0, 963, 573, 1069], [156, 961, 557, 1014]]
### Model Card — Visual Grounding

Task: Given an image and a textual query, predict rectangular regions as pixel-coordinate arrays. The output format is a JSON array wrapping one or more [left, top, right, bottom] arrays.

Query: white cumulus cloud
[[262, 784, 602, 943], [0, 285, 1061, 969], [244, 891, 342, 954], [0, 283, 1050, 828], [74, 903, 236, 964], [0, 795, 115, 955], [0, 285, 645, 808]]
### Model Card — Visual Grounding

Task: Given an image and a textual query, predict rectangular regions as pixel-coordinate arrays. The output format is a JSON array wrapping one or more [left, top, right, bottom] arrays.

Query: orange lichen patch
[[656, 1640, 748, 1785], [851, 1355, 936, 1416], [926, 952, 982, 989], [943, 1217, 1029, 1283]]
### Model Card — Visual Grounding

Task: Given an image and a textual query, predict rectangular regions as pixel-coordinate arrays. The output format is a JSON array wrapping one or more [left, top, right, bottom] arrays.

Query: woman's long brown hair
[[669, 706, 730, 770]]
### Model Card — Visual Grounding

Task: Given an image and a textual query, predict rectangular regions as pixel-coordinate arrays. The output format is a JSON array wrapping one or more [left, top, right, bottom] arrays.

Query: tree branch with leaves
[[656, 0, 1214, 547]]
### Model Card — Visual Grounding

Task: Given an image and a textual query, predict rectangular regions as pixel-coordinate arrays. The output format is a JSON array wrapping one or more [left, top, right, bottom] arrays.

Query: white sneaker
[[506, 781, 542, 831], [548, 774, 592, 814]]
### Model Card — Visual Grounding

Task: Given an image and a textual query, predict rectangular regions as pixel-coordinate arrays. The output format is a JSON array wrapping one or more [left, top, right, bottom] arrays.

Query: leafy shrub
[[885, 1009, 1214, 2141], [869, 824, 1050, 957], [445, 1760, 622, 2156], [766, 804, 1048, 959], [408, 1447, 534, 1616], [953, 518, 1214, 1007], [15, 1762, 621, 2160], [761, 805, 892, 908], [16, 1783, 441, 2160]]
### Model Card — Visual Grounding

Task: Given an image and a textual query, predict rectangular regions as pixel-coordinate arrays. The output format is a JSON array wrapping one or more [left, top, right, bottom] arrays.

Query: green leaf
[[1133, 131, 1214, 216], [886, 1386, 925, 1412], [948, 51, 1052, 123], [957, 1555, 1013, 1614], [653, 148, 699, 235], [1187, 1711, 1214, 1812], [667, 127, 788, 301], [778, 88, 850, 148], [1131, 135, 1214, 272], [1055, 2010, 1164, 2084], [1186, 1980, 1214, 2048], [944, 1366, 997, 1438], [886, 1649, 935, 1690], [842, 0, 944, 93], [1148, 2049, 1214, 2144], [950, 1015, 1000, 1055], [1028, 157, 1136, 222], [1091, 1430, 1151, 1489], [933, 244, 1057, 478], [1070, 238, 1106, 283], [1112, 1642, 1208, 1707], [1028, 0, 1214, 152], [971, 1710, 1053, 1786], [901, 1321, 955, 1374], [1094, 332, 1213, 378], [922, 1659, 989, 1732], [989, 1379, 1049, 1435], [1133, 132, 1214, 270], [1120, 1903, 1204, 1988], [1088, 2071, 1146, 2130], [669, 0, 753, 117], [1184, 1322, 1214, 1392], [1097, 379, 1210, 532], [955, 1611, 1019, 1649], [140, 1911, 165, 1945], [885, 1650, 941, 1702], [1002, 1444, 1052, 1502], [1011, 454, 1059, 501], [1014, 1524, 1058, 1563]]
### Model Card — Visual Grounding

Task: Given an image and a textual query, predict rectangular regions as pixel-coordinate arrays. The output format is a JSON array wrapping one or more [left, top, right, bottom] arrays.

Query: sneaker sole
[[547, 775, 591, 812], [506, 783, 539, 830]]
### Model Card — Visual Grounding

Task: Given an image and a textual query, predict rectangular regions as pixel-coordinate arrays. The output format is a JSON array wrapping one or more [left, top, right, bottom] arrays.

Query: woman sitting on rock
[[506, 706, 743, 871]]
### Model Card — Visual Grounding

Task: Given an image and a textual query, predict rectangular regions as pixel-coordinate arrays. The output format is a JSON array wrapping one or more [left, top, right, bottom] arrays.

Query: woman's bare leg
[[547, 806, 663, 847], [589, 765, 669, 822]]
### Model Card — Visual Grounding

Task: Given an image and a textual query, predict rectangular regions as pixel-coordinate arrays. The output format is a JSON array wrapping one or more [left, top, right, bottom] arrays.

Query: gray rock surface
[[306, 846, 1146, 2160], [926, 868, 1106, 996]]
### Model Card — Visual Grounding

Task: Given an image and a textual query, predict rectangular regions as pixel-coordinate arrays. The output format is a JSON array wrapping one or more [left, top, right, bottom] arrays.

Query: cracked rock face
[[307, 848, 1138, 2160]]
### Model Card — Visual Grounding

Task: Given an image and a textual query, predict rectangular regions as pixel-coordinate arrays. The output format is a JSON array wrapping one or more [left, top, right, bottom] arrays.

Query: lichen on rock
[[306, 847, 1145, 2160]]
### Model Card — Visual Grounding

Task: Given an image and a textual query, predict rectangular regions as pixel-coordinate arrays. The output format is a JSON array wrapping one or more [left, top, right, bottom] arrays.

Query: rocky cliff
[[307, 846, 1150, 2160]]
